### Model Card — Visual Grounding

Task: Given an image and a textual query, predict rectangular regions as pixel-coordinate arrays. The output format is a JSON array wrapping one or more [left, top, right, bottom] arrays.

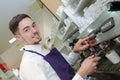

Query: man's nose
[[31, 27, 37, 33]]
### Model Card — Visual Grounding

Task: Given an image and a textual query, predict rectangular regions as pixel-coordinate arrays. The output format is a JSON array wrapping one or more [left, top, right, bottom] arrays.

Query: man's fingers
[[93, 57, 101, 62], [87, 55, 101, 61], [82, 37, 89, 41], [86, 55, 94, 59], [81, 44, 89, 50]]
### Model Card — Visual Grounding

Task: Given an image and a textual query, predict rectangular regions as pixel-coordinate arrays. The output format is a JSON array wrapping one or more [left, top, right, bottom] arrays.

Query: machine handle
[[100, 17, 115, 33]]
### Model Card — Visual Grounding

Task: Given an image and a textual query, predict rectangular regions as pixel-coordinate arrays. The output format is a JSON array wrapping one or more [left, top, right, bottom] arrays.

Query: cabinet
[[40, 0, 62, 19]]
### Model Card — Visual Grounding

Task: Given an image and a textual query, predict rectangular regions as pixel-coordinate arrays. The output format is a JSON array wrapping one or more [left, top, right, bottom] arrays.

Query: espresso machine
[[69, 2, 120, 80]]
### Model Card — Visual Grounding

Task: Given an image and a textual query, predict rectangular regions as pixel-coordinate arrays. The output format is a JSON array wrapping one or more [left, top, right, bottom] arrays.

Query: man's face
[[16, 17, 41, 45]]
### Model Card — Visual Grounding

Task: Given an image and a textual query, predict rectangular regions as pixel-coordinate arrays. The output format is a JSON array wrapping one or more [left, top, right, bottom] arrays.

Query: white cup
[[105, 50, 120, 64]]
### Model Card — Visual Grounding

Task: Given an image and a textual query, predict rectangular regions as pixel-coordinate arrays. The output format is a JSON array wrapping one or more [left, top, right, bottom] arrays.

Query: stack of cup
[[105, 50, 120, 64]]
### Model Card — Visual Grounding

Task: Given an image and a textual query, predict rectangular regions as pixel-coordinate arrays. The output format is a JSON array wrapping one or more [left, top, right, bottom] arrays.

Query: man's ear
[[15, 34, 22, 41]]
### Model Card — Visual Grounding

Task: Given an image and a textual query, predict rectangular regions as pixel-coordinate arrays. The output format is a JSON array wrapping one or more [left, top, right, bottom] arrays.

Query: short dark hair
[[9, 14, 31, 35]]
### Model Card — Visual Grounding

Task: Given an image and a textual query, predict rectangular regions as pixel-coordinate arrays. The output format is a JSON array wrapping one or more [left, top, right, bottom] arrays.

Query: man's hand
[[77, 55, 101, 78], [73, 37, 96, 53]]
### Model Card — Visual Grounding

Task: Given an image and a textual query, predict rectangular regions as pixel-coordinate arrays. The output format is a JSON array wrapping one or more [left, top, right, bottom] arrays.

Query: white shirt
[[19, 43, 83, 80]]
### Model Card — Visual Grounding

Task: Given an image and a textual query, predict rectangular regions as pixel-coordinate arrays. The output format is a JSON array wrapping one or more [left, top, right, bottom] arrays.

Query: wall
[[0, 42, 23, 69], [0, 0, 58, 69]]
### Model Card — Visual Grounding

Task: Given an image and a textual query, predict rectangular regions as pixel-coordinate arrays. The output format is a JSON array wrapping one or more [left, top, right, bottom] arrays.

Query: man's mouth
[[32, 33, 40, 39]]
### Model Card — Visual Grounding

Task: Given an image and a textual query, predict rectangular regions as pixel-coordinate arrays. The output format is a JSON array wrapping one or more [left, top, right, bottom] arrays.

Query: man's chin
[[34, 41, 40, 44], [34, 39, 41, 44]]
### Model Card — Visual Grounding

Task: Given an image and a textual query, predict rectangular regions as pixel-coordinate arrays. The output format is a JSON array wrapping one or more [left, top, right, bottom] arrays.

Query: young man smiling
[[9, 14, 101, 80]]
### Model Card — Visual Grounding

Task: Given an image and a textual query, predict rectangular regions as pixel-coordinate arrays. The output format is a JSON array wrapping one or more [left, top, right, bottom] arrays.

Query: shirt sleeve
[[19, 61, 48, 80], [61, 51, 80, 65], [72, 73, 84, 80]]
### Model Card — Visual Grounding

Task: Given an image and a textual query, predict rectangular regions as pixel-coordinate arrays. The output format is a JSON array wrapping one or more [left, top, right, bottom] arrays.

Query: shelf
[[52, 0, 96, 54], [57, 21, 80, 42]]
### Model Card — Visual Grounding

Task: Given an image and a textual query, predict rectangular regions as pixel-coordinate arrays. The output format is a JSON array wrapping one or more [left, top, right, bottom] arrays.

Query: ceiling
[[0, 0, 36, 54]]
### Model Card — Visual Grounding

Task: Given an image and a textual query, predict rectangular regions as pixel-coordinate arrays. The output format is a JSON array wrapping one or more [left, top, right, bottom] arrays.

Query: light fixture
[[9, 37, 16, 44], [20, 47, 24, 51]]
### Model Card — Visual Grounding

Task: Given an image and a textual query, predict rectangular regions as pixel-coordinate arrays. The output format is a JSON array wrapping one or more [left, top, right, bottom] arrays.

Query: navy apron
[[24, 48, 75, 80]]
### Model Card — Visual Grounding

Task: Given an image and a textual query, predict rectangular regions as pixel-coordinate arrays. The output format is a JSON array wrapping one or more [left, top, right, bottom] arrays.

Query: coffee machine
[[69, 8, 120, 80]]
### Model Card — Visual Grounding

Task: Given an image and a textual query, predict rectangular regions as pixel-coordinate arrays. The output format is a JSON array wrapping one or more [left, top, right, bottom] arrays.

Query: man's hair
[[9, 14, 31, 35]]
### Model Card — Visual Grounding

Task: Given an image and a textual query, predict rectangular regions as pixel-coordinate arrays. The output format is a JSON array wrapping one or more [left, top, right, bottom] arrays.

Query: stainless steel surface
[[77, 10, 120, 79], [78, 11, 120, 44]]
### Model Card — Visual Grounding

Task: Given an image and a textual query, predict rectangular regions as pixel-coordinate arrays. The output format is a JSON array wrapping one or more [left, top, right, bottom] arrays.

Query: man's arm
[[72, 37, 101, 79]]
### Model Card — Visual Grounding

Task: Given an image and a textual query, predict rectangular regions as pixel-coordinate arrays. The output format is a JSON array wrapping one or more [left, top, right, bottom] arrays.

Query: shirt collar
[[23, 43, 49, 55], [24, 43, 43, 52]]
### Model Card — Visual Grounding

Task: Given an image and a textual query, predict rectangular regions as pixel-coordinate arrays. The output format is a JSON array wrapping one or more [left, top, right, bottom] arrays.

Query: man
[[9, 14, 101, 80]]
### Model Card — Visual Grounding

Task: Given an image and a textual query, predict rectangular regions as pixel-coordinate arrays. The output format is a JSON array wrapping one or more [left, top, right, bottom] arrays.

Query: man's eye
[[24, 28, 29, 32], [33, 24, 36, 27], [33, 23, 36, 27]]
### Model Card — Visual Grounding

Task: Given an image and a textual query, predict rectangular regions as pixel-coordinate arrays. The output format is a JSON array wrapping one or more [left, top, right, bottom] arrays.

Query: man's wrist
[[77, 70, 87, 79], [72, 73, 84, 80]]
